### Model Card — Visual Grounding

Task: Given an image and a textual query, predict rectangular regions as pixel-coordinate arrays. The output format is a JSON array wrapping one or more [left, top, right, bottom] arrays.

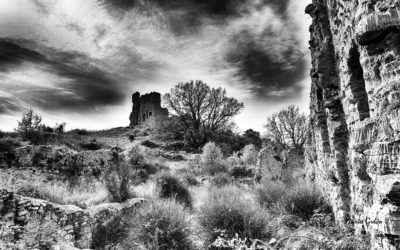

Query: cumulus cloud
[[0, 0, 311, 131]]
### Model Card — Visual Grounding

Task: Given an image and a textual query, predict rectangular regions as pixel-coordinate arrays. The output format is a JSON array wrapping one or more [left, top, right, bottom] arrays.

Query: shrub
[[16, 109, 42, 142], [335, 236, 369, 250], [92, 215, 129, 249], [242, 144, 258, 165], [80, 141, 101, 151], [124, 199, 193, 250], [163, 141, 185, 151], [199, 186, 270, 244], [141, 140, 160, 148], [202, 142, 223, 166], [206, 162, 228, 176], [255, 180, 287, 208], [73, 129, 89, 135], [210, 174, 232, 188], [230, 165, 253, 178], [128, 134, 135, 142], [162, 152, 185, 161], [103, 152, 135, 202], [155, 116, 185, 141], [201, 142, 227, 175], [54, 122, 66, 134], [126, 146, 163, 185], [156, 172, 192, 208], [280, 181, 325, 220], [181, 174, 199, 186], [0, 137, 21, 153], [0, 130, 4, 138]]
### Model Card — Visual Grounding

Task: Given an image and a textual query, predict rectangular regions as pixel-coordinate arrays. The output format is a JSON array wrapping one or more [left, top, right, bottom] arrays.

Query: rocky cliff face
[[305, 0, 400, 249]]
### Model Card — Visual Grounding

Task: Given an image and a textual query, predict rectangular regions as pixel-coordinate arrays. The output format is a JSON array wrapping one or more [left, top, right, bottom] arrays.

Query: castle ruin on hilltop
[[129, 92, 169, 127]]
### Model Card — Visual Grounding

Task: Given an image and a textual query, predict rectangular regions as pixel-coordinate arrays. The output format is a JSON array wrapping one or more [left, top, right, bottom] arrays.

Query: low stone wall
[[0, 145, 121, 177], [0, 189, 144, 249]]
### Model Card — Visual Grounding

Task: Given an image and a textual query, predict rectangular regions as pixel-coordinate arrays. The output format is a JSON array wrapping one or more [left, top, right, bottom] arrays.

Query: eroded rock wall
[[0, 189, 143, 249], [306, 0, 400, 249]]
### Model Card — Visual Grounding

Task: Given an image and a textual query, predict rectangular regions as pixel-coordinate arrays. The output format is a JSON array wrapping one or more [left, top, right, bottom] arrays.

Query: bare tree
[[164, 80, 244, 147], [264, 105, 309, 151]]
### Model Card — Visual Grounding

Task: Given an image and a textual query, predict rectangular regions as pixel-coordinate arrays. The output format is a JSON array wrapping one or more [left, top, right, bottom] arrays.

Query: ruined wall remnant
[[129, 92, 169, 127], [0, 189, 143, 249], [306, 0, 400, 249]]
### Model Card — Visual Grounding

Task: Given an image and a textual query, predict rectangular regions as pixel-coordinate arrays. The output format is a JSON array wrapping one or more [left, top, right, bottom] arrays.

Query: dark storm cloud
[[103, 0, 290, 16], [226, 30, 307, 98], [0, 40, 125, 113], [102, 0, 305, 97], [102, 0, 291, 35]]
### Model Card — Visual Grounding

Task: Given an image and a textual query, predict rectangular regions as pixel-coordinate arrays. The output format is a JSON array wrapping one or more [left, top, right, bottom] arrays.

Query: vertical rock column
[[306, 0, 400, 248], [306, 0, 351, 226]]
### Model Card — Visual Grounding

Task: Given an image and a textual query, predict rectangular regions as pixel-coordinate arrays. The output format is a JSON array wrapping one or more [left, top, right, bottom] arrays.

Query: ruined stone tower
[[129, 92, 169, 127], [306, 1, 400, 249]]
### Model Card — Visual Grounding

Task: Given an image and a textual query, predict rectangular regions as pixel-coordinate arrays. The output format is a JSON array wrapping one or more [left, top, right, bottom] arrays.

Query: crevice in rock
[[348, 44, 370, 121], [386, 182, 400, 206], [316, 87, 332, 154]]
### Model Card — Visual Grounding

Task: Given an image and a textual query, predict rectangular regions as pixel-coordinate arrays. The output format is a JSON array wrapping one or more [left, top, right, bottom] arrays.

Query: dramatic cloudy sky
[[0, 0, 311, 132]]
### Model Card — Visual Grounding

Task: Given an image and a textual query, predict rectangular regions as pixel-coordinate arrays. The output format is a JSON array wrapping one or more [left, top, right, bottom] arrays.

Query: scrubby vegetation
[[124, 199, 193, 250], [0, 170, 109, 208], [201, 142, 228, 175], [256, 179, 325, 219], [199, 186, 270, 245], [156, 172, 193, 208], [210, 174, 232, 188], [0, 105, 366, 249]]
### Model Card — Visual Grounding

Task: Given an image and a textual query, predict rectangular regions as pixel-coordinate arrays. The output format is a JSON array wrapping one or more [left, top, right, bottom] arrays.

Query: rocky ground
[[0, 125, 368, 250]]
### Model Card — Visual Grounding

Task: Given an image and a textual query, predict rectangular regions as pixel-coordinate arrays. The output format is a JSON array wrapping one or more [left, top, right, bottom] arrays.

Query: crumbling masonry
[[129, 92, 169, 127], [305, 0, 400, 249]]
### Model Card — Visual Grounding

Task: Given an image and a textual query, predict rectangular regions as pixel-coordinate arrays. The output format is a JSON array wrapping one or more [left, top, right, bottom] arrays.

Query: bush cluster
[[92, 215, 129, 249], [208, 129, 262, 155], [210, 174, 232, 188], [103, 146, 146, 202], [199, 186, 270, 244], [201, 142, 228, 175], [124, 199, 193, 250], [163, 141, 185, 151], [255, 180, 326, 220], [80, 141, 102, 151], [141, 140, 160, 148], [0, 137, 21, 153], [156, 172, 193, 208], [230, 165, 254, 178], [180, 173, 199, 186]]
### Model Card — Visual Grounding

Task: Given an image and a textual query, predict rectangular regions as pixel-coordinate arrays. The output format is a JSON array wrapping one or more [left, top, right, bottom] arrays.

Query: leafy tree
[[16, 109, 42, 135], [16, 110, 67, 145], [242, 129, 262, 149], [264, 105, 309, 151], [54, 122, 66, 134], [164, 80, 244, 148], [16, 109, 44, 144]]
